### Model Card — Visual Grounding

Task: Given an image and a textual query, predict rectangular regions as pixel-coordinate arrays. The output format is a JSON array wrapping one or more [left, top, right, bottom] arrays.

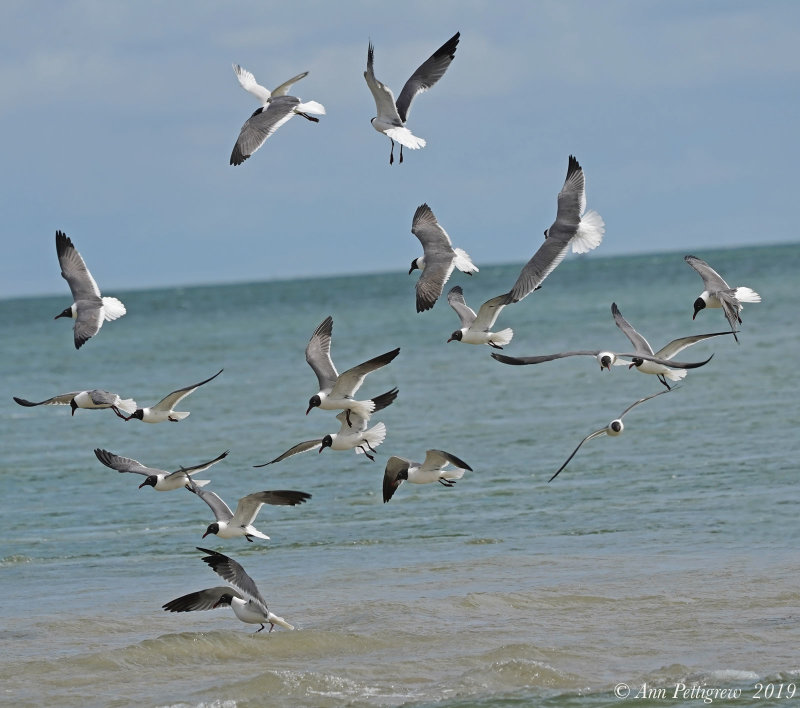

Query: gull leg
[[345, 409, 352, 427], [399, 144, 404, 164], [256, 624, 265, 633], [488, 342, 503, 350], [111, 406, 129, 420], [657, 374, 672, 390], [389, 139, 395, 165], [269, 624, 275, 633], [297, 112, 319, 123], [358, 445, 375, 461]]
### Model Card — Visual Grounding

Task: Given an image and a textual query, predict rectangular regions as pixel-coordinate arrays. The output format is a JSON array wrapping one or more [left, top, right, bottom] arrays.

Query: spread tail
[[571, 210, 605, 254], [453, 248, 478, 274], [490, 328, 514, 347], [101, 297, 127, 321], [734, 286, 761, 304]]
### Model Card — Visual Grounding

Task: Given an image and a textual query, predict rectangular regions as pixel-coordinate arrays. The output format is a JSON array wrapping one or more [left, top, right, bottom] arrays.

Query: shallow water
[[2, 244, 799, 707]]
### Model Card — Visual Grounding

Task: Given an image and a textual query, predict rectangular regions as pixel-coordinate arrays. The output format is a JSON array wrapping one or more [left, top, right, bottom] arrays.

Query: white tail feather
[[385, 126, 426, 150], [192, 479, 211, 487], [354, 422, 386, 455], [453, 248, 478, 274], [663, 368, 688, 382], [268, 613, 294, 630], [734, 286, 761, 303], [491, 328, 514, 347], [297, 100, 325, 115], [442, 468, 466, 482], [571, 210, 605, 254], [101, 297, 126, 321], [117, 398, 137, 414]]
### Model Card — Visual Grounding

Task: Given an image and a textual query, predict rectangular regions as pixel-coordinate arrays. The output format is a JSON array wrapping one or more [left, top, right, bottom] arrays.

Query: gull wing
[[93, 448, 162, 477], [655, 331, 733, 360], [169, 449, 230, 478], [684, 255, 730, 292], [162, 586, 242, 613], [187, 482, 234, 522], [491, 350, 714, 369], [473, 293, 510, 331], [508, 234, 571, 303], [306, 316, 338, 392], [331, 348, 400, 398], [549, 429, 608, 482], [230, 96, 301, 165], [420, 449, 473, 473], [232, 64, 272, 103], [231, 490, 312, 526], [447, 285, 477, 327], [611, 303, 653, 355], [383, 456, 412, 502], [492, 351, 600, 365], [549, 155, 586, 241], [364, 42, 403, 126], [13, 392, 81, 406], [56, 230, 102, 303], [253, 440, 322, 466], [149, 369, 223, 412], [271, 71, 309, 97], [412, 203, 457, 312], [197, 547, 268, 611], [618, 389, 673, 420], [395, 32, 460, 123]]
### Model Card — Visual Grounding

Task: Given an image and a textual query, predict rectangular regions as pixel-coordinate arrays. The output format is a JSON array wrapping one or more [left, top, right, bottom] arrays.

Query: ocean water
[[1, 244, 798, 708]]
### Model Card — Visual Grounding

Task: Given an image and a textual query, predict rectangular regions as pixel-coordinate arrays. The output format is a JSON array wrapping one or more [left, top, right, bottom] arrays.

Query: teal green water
[[2, 244, 798, 707]]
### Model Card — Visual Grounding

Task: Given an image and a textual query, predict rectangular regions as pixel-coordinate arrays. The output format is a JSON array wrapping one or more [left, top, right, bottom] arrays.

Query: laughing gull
[[409, 203, 478, 312], [230, 63, 324, 165], [13, 390, 136, 418], [163, 547, 294, 632], [685, 255, 761, 342], [446, 286, 513, 348], [94, 448, 229, 491], [306, 315, 399, 425], [54, 230, 126, 349], [125, 369, 222, 422], [256, 388, 397, 465], [383, 449, 472, 503], [508, 156, 605, 303], [549, 389, 673, 482], [611, 303, 732, 389], [364, 32, 460, 164], [187, 478, 311, 542]]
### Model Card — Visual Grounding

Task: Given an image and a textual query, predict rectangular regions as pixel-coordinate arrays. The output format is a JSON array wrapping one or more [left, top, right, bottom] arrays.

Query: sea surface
[[2, 244, 798, 708]]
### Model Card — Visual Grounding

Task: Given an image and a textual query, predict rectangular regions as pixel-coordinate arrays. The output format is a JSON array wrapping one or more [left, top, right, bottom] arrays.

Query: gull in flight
[[94, 448, 229, 491], [54, 230, 126, 349], [305, 315, 399, 425], [187, 478, 311, 542], [684, 255, 761, 342], [549, 389, 673, 482], [125, 369, 222, 422], [13, 389, 135, 418], [364, 32, 460, 164], [163, 547, 294, 632], [446, 286, 513, 348], [383, 449, 473, 503], [508, 155, 605, 303], [409, 203, 477, 312], [255, 388, 397, 466], [230, 63, 324, 165], [610, 303, 732, 389]]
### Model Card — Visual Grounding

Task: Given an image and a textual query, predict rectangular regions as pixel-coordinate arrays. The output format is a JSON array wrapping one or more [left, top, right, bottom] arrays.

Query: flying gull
[[610, 303, 732, 389], [13, 389, 136, 418], [163, 547, 294, 632], [187, 478, 311, 542], [54, 230, 126, 349], [409, 203, 478, 312], [383, 449, 473, 503], [364, 32, 460, 164], [549, 389, 673, 482], [446, 286, 513, 348], [125, 369, 222, 422], [508, 155, 605, 303], [305, 315, 399, 425], [94, 448, 229, 491], [255, 388, 397, 465], [684, 255, 761, 342], [230, 63, 324, 165]]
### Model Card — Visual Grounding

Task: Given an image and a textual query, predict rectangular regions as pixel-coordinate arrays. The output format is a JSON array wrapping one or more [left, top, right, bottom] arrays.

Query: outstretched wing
[[420, 449, 472, 473], [364, 42, 403, 126], [187, 481, 234, 522], [383, 456, 411, 502], [549, 429, 607, 482], [232, 64, 272, 103], [231, 490, 312, 526], [618, 388, 673, 420], [93, 448, 162, 476], [395, 32, 460, 123], [253, 440, 323, 466], [170, 450, 230, 478], [306, 316, 338, 391], [13, 392, 81, 406], [611, 303, 653, 355], [655, 331, 733, 360], [162, 586, 242, 613], [230, 96, 302, 165], [331, 348, 400, 398], [150, 369, 223, 412], [196, 546, 268, 610], [447, 285, 477, 327], [473, 293, 510, 331], [684, 255, 730, 292]]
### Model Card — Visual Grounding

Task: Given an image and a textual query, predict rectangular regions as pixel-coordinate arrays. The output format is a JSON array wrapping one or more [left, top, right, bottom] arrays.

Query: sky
[[1, 0, 798, 299]]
